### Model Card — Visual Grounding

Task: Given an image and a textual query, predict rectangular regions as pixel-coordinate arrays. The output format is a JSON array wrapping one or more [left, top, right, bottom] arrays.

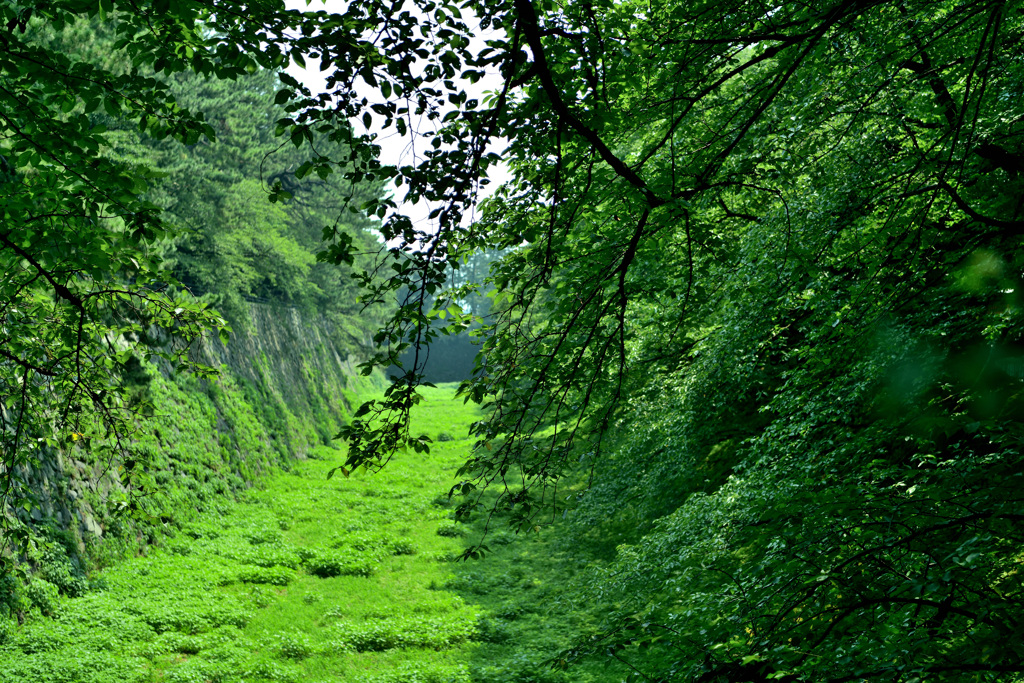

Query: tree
[[269, 0, 1024, 678], [284, 0, 1021, 501], [122, 65, 386, 339], [0, 0, 377, 546], [4, 0, 1024, 677], [1, 2, 227, 540]]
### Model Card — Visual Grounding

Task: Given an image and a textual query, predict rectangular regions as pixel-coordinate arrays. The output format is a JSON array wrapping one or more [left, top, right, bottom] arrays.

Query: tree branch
[[514, 0, 666, 208]]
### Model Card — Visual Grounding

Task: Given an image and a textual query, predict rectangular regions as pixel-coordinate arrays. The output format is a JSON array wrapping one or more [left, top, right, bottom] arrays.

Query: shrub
[[37, 545, 89, 598], [0, 647, 150, 683], [244, 526, 282, 545], [9, 619, 70, 653], [165, 660, 218, 683], [153, 631, 205, 655], [238, 565, 295, 586], [325, 615, 476, 652], [167, 541, 192, 556], [0, 570, 26, 619], [183, 522, 221, 540], [436, 521, 463, 538], [129, 595, 252, 633], [472, 617, 513, 644], [241, 544, 300, 569], [334, 532, 386, 552], [25, 578, 60, 616], [303, 551, 376, 578], [493, 601, 525, 621], [240, 658, 299, 683], [273, 630, 314, 659], [387, 538, 416, 556], [247, 585, 275, 608], [296, 546, 320, 562]]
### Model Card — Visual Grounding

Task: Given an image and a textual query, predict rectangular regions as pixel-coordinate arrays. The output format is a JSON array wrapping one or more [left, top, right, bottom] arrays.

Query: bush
[[238, 565, 295, 586], [296, 546, 320, 562], [25, 579, 60, 616], [37, 545, 89, 598], [387, 538, 416, 556], [167, 541, 192, 556], [129, 595, 252, 633], [493, 601, 525, 620], [0, 570, 26, 618], [153, 631, 204, 655], [471, 617, 513, 644], [0, 618, 12, 646], [240, 658, 299, 683], [303, 551, 376, 578], [244, 525, 282, 545], [246, 585, 275, 608], [183, 522, 220, 540], [273, 630, 314, 659], [356, 663, 471, 683], [241, 544, 301, 569], [328, 532, 414, 557], [0, 647, 150, 683], [325, 615, 476, 652], [436, 522, 463, 538]]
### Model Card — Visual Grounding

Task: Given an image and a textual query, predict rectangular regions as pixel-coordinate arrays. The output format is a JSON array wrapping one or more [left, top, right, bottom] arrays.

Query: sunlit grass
[[1, 383, 617, 683]]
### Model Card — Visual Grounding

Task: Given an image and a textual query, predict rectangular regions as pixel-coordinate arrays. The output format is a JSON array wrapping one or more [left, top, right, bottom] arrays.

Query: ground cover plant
[[0, 385, 611, 683], [7, 0, 1024, 680]]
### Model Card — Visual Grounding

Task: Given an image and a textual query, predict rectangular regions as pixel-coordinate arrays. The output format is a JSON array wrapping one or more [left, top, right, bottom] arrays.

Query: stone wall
[[5, 301, 378, 559]]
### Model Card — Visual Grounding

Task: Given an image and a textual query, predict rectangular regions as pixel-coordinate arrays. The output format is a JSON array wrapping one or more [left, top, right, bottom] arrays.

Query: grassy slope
[[0, 384, 619, 683]]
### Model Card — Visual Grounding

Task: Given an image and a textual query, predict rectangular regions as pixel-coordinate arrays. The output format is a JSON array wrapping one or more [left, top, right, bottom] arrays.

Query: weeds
[[0, 384, 616, 683]]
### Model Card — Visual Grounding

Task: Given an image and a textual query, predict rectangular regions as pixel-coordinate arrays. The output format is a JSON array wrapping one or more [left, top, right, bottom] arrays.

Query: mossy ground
[[1, 384, 617, 683]]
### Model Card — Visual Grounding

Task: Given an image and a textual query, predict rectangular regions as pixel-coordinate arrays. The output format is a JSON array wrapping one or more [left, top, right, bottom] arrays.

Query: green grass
[[0, 384, 619, 683]]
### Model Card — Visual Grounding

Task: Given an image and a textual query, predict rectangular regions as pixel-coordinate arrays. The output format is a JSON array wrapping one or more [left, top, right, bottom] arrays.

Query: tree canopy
[[3, 0, 1024, 679], [0, 1, 379, 540], [1, 0, 227, 532]]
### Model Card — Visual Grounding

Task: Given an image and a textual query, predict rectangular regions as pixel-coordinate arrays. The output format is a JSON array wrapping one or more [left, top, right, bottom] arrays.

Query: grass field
[[0, 384, 617, 683]]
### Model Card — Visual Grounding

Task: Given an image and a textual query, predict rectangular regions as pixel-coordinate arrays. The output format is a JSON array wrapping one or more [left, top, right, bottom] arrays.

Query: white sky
[[283, 0, 511, 239]]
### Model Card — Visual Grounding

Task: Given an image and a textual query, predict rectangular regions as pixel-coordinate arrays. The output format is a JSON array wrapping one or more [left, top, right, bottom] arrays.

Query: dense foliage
[[1, 3, 381, 547], [4, 0, 1024, 680], [1, 388, 592, 683], [138, 67, 384, 336], [290, 0, 1024, 678], [0, 0, 223, 540]]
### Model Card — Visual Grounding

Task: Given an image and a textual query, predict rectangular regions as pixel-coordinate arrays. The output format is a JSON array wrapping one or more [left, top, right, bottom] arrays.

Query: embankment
[[5, 301, 377, 579]]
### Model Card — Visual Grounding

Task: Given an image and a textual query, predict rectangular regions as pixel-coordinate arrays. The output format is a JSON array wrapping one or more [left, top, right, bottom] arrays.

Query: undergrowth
[[0, 384, 618, 683]]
